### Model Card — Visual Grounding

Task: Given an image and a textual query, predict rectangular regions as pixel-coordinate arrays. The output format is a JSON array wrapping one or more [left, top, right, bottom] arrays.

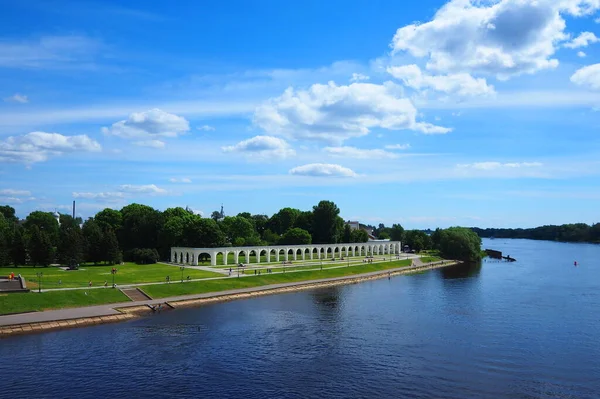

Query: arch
[[326, 247, 333, 259], [197, 252, 211, 265], [269, 248, 277, 263], [215, 251, 225, 265]]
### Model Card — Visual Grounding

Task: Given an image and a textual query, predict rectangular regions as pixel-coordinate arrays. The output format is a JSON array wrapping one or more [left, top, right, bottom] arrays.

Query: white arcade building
[[171, 241, 402, 266]]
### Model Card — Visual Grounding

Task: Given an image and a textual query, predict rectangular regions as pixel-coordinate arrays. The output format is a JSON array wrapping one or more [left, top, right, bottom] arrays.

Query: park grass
[[419, 256, 442, 263], [0, 289, 130, 315], [143, 258, 413, 299], [0, 263, 223, 289]]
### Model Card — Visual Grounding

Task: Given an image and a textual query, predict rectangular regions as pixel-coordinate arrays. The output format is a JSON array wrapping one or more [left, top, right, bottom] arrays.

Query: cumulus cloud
[[169, 177, 192, 183], [254, 81, 449, 143], [457, 162, 543, 170], [73, 184, 169, 202], [0, 189, 35, 204], [385, 143, 411, 150], [118, 184, 167, 195], [197, 125, 215, 131], [571, 63, 600, 89], [133, 139, 166, 149], [3, 93, 28, 103], [387, 64, 495, 97], [0, 131, 101, 164], [564, 31, 600, 48], [222, 135, 296, 159], [390, 0, 600, 79], [323, 146, 398, 159], [350, 73, 370, 82], [578, 51, 587, 57], [102, 108, 190, 141], [289, 163, 357, 177]]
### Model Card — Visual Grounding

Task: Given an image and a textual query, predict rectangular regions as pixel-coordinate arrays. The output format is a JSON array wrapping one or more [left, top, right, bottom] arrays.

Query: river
[[1, 239, 599, 398]]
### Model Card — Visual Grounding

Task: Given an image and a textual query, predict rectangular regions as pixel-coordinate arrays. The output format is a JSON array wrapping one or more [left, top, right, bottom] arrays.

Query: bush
[[126, 248, 160, 264]]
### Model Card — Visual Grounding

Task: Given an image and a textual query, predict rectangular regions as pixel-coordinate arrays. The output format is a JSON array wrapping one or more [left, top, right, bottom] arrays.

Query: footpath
[[0, 259, 457, 337]]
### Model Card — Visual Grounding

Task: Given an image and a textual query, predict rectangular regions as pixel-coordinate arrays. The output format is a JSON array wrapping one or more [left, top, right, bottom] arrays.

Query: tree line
[[0, 200, 485, 267], [471, 223, 600, 243]]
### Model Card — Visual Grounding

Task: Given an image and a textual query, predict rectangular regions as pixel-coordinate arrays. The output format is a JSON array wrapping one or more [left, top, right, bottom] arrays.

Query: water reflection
[[440, 261, 482, 279]]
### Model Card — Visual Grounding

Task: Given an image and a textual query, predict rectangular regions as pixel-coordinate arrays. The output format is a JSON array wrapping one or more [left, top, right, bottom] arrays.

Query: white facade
[[171, 241, 402, 266]]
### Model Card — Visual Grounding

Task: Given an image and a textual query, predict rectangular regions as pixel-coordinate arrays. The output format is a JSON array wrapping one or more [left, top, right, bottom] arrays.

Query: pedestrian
[[58, 279, 62, 285], [166, 275, 170, 284], [88, 280, 92, 287], [104, 281, 107, 288]]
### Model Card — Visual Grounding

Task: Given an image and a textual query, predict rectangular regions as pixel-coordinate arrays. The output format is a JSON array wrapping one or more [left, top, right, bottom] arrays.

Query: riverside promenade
[[0, 259, 457, 336]]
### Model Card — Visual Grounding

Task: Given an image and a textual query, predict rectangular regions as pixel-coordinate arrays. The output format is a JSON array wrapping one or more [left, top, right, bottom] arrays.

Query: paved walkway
[[0, 260, 450, 327]]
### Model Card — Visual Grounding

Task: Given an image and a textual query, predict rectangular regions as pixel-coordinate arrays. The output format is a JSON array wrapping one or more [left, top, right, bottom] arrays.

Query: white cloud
[[3, 93, 28, 103], [323, 146, 399, 159], [457, 162, 543, 170], [387, 64, 495, 97], [102, 108, 190, 141], [385, 143, 411, 150], [197, 125, 215, 131], [190, 209, 204, 216], [222, 135, 296, 159], [390, 0, 600, 79], [571, 63, 600, 89], [564, 31, 600, 48], [0, 189, 31, 196], [414, 122, 452, 134], [133, 140, 166, 149], [578, 51, 587, 57], [72, 192, 125, 201], [289, 163, 357, 177], [0, 35, 101, 69], [254, 81, 449, 144], [0, 131, 101, 164], [350, 73, 370, 82], [118, 184, 168, 195], [169, 177, 192, 183]]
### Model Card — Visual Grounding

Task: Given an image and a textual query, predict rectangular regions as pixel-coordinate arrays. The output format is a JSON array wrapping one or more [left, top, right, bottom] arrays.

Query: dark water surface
[[2, 239, 599, 398]]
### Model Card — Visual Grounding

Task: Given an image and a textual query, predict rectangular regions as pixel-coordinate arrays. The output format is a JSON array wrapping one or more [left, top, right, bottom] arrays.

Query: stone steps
[[120, 288, 152, 301]]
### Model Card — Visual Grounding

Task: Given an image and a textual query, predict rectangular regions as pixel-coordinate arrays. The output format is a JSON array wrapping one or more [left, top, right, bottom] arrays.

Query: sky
[[1, 0, 600, 229]]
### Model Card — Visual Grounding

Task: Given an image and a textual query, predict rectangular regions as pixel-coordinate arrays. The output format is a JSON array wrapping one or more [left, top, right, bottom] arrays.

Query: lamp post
[[180, 266, 185, 283], [111, 267, 117, 288], [36, 272, 43, 293]]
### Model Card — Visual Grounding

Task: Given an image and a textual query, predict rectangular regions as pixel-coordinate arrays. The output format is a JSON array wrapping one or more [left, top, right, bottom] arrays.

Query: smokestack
[[72, 200, 75, 219]]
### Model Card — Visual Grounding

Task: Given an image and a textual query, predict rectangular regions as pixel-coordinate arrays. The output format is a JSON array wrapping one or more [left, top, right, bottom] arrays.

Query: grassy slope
[[0, 289, 130, 315], [0, 263, 222, 289], [144, 259, 412, 298]]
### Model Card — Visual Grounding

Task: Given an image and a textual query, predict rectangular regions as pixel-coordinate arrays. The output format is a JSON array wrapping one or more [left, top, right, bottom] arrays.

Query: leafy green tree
[[101, 227, 121, 264], [119, 203, 163, 252], [350, 229, 369, 243], [95, 208, 123, 232], [262, 229, 280, 245], [183, 216, 226, 248], [378, 231, 390, 240], [342, 224, 352, 243], [24, 211, 60, 246], [279, 227, 312, 245], [28, 225, 54, 266], [0, 205, 18, 224], [252, 214, 269, 237], [295, 211, 314, 235], [210, 210, 222, 222], [0, 213, 11, 266], [221, 216, 260, 245], [439, 227, 482, 262], [312, 200, 343, 244], [57, 223, 85, 266], [390, 224, 405, 242], [82, 219, 104, 264], [431, 228, 443, 250], [10, 226, 27, 266]]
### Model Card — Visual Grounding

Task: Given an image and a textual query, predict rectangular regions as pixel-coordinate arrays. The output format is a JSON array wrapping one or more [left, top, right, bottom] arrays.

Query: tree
[[439, 227, 482, 262], [82, 219, 104, 264], [210, 210, 222, 222], [312, 200, 343, 244], [0, 214, 11, 266], [10, 226, 27, 267], [431, 228, 443, 250], [350, 229, 369, 243], [262, 229, 280, 245], [252, 214, 269, 237], [95, 208, 123, 232], [378, 231, 390, 240], [0, 205, 18, 224], [404, 230, 432, 252], [182, 216, 226, 248], [342, 224, 352, 243], [119, 203, 163, 252], [101, 227, 121, 264], [295, 211, 313, 235], [24, 211, 60, 246], [221, 216, 261, 245], [279, 227, 312, 245], [57, 223, 85, 266], [28, 225, 54, 266], [390, 223, 405, 242]]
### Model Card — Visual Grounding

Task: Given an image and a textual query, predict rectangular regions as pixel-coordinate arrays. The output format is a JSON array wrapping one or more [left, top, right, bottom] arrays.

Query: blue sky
[[2, 0, 600, 228]]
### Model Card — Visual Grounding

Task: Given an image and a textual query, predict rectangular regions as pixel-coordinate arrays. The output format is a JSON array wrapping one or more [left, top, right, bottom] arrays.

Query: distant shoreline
[[0, 260, 459, 338]]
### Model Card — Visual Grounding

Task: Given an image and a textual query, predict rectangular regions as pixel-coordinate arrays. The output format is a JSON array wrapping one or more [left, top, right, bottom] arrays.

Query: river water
[[1, 239, 599, 399]]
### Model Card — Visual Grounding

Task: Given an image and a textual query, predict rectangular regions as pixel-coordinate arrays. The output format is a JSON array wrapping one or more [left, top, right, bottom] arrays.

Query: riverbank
[[0, 260, 458, 338]]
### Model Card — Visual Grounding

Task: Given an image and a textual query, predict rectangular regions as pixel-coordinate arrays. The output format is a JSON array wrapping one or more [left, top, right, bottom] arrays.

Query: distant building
[[345, 220, 389, 242]]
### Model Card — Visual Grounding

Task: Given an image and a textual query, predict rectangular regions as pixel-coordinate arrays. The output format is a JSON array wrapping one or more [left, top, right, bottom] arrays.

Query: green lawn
[[144, 259, 413, 299], [0, 289, 130, 315], [0, 263, 223, 289], [419, 256, 442, 263]]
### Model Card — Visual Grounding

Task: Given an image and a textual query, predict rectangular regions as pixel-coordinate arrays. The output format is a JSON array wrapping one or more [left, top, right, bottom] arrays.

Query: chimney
[[72, 200, 76, 219]]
